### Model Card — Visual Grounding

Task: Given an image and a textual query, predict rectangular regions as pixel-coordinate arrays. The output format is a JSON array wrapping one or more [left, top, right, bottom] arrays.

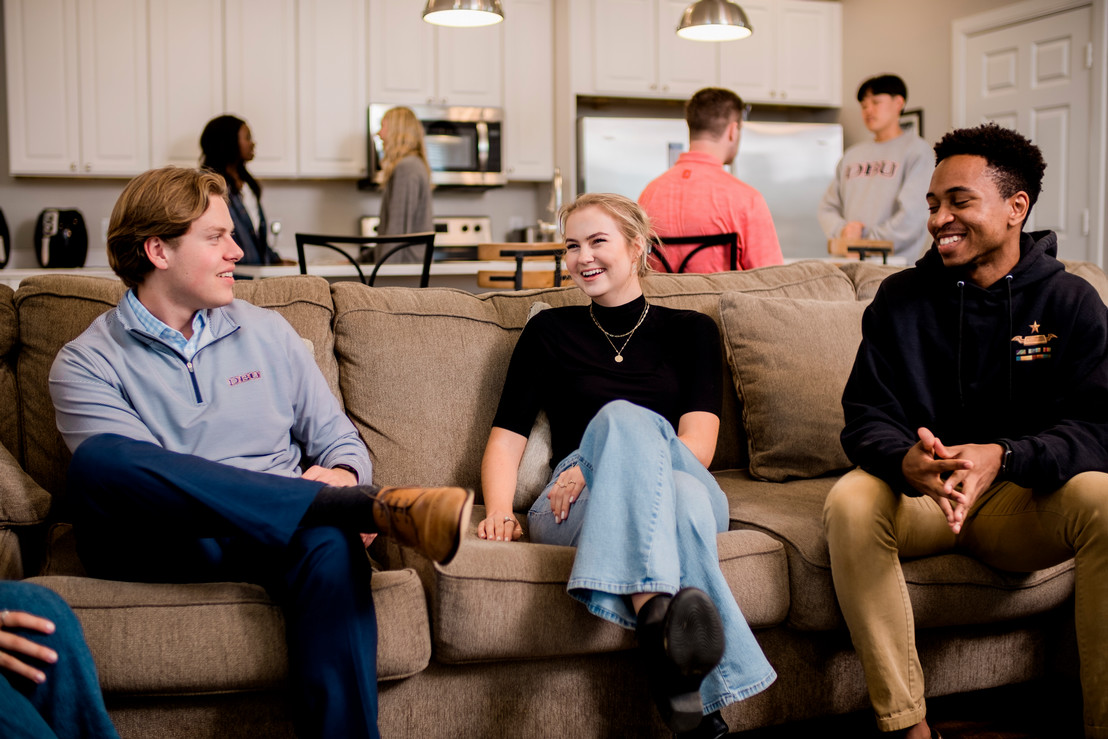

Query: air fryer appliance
[[0, 208, 9, 268], [35, 209, 88, 268]]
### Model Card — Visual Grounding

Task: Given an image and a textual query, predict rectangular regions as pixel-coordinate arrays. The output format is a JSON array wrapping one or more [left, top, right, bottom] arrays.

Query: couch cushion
[[0, 439, 51, 526], [14, 276, 126, 497], [720, 293, 865, 481], [0, 284, 17, 459], [1061, 259, 1108, 305], [836, 261, 902, 301], [26, 568, 430, 693], [380, 510, 788, 664], [331, 262, 858, 491], [716, 469, 1076, 632], [13, 275, 338, 498], [231, 276, 341, 402]]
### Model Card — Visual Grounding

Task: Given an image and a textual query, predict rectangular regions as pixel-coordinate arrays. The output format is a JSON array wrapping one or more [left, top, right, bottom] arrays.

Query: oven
[[360, 215, 491, 261]]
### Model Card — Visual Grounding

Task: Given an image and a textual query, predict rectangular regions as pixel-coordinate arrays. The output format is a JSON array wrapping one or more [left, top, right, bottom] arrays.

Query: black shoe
[[636, 588, 726, 734], [675, 710, 728, 738]]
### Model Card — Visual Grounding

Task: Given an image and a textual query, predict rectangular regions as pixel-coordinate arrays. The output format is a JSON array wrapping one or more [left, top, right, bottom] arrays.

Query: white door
[[963, 6, 1093, 260], [436, 23, 504, 106], [719, 0, 775, 103], [504, 0, 555, 181]]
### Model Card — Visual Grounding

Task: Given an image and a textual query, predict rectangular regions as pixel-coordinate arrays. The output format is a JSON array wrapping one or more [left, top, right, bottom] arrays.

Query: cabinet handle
[[84, 163, 91, 172], [780, 91, 787, 100], [770, 91, 776, 98], [70, 163, 78, 172], [649, 83, 657, 90], [662, 85, 669, 92]]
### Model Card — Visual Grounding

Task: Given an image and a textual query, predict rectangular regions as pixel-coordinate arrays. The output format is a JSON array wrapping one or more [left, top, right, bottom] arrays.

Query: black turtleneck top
[[492, 294, 722, 466]]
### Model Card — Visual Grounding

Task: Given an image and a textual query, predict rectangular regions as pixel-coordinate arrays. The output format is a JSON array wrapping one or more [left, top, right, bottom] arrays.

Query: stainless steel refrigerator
[[577, 117, 843, 260]]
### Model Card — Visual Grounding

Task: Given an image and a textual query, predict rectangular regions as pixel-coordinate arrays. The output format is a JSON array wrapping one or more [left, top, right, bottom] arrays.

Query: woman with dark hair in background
[[200, 115, 283, 265]]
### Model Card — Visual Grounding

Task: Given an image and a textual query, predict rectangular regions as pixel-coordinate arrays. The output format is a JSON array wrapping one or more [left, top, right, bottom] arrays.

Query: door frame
[[952, 0, 1107, 267]]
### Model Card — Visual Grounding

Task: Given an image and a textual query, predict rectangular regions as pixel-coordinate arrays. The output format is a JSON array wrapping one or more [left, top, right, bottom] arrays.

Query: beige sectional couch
[[2, 259, 1105, 737]]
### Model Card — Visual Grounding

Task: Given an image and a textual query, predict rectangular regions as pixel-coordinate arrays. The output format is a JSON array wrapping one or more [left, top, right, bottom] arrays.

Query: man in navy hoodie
[[823, 124, 1108, 739], [49, 166, 472, 739]]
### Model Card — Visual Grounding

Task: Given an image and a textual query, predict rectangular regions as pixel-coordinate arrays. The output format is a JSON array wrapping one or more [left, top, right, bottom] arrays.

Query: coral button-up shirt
[[638, 151, 783, 273]]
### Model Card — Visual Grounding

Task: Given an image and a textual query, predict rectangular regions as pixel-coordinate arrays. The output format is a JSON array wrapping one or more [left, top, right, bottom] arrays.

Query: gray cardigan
[[379, 156, 433, 264]]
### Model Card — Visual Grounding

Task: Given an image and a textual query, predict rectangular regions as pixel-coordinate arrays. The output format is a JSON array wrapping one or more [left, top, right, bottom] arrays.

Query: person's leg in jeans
[[529, 400, 776, 711], [0, 580, 119, 739]]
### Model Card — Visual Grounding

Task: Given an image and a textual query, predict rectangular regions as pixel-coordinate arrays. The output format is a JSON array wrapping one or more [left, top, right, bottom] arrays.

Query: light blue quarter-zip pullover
[[49, 294, 371, 483]]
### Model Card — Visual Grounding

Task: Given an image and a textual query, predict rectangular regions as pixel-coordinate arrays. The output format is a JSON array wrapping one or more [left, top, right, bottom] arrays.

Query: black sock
[[299, 484, 377, 529]]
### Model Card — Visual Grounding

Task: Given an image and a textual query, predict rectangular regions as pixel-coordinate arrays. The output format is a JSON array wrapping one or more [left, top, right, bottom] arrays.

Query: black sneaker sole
[[659, 588, 726, 732]]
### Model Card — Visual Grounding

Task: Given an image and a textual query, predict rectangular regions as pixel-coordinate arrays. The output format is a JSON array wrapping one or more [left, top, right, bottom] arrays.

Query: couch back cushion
[[720, 293, 867, 481], [0, 284, 18, 460], [13, 275, 337, 499], [331, 261, 856, 492]]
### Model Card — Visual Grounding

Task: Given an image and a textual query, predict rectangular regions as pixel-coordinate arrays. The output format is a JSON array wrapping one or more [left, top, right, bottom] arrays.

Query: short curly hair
[[933, 123, 1046, 220]]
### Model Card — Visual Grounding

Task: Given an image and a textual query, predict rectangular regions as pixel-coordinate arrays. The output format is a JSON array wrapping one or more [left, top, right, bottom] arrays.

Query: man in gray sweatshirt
[[48, 166, 472, 739], [819, 74, 934, 261]]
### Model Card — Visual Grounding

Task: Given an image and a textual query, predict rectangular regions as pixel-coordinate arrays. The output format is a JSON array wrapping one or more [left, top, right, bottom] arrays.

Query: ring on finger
[[0, 609, 8, 626]]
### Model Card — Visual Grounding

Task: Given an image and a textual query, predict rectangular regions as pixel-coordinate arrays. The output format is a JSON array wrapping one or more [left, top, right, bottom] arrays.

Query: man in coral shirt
[[639, 87, 783, 273]]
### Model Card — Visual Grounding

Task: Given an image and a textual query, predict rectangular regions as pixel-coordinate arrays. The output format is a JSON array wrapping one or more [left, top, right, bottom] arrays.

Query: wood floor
[[732, 680, 1084, 738]]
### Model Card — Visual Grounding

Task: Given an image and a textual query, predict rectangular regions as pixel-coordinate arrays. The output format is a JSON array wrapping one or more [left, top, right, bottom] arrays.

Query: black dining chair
[[652, 232, 741, 273], [294, 232, 437, 287]]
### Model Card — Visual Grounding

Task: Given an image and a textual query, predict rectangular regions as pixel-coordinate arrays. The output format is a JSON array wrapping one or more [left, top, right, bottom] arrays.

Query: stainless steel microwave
[[366, 103, 506, 188]]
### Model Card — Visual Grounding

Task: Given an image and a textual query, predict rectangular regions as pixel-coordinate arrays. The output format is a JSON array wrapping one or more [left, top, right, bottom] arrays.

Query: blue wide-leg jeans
[[66, 434, 380, 739], [528, 401, 777, 713], [0, 580, 118, 739]]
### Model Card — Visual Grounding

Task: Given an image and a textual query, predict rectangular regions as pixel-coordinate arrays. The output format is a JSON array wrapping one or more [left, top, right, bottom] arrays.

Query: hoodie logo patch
[[1012, 321, 1056, 361], [228, 370, 262, 386]]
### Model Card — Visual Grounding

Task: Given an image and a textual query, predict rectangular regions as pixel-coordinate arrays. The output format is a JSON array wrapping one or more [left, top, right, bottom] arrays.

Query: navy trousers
[[67, 434, 380, 739], [0, 580, 118, 738]]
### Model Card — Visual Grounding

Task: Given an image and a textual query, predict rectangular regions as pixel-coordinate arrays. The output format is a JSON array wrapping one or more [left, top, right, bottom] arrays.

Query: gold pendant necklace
[[590, 302, 650, 363]]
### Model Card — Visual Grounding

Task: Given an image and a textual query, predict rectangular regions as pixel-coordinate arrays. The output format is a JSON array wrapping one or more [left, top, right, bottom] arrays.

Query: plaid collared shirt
[[124, 289, 209, 360]]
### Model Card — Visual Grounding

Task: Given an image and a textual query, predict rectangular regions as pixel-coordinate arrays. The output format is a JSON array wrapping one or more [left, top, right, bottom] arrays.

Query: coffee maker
[[35, 209, 88, 268]]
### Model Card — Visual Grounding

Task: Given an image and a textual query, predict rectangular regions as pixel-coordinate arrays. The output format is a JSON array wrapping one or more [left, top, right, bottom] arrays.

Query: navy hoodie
[[841, 230, 1108, 493]]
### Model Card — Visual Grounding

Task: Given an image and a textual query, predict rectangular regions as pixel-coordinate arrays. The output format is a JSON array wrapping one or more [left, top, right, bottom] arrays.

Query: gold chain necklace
[[589, 302, 650, 363]]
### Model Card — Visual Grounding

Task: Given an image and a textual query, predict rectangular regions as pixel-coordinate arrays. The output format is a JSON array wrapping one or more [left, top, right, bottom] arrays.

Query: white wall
[[839, 0, 1019, 148]]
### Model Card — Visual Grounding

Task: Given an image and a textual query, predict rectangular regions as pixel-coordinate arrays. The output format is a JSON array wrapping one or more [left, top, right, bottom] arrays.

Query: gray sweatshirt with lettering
[[818, 132, 934, 260]]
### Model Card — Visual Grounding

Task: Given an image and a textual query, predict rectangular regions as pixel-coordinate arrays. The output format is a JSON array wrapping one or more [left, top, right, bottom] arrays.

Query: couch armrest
[[0, 441, 53, 578]]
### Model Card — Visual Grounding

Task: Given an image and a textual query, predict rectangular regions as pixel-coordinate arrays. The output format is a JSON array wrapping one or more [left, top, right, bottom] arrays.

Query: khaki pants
[[823, 468, 1108, 737]]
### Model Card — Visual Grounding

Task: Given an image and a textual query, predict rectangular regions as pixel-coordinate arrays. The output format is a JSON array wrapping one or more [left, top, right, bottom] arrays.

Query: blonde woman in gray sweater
[[375, 106, 433, 263]]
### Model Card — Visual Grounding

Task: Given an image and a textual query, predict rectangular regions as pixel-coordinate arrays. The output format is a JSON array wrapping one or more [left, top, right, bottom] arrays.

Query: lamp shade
[[423, 0, 504, 27], [677, 0, 752, 41]]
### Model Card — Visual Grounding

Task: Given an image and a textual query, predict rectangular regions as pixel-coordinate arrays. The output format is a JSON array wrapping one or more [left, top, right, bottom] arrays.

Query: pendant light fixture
[[677, 0, 752, 41], [423, 0, 504, 28]]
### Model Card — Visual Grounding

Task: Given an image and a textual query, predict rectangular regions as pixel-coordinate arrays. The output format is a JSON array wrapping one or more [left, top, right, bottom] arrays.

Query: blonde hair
[[558, 192, 659, 278], [107, 167, 227, 288], [380, 107, 431, 183]]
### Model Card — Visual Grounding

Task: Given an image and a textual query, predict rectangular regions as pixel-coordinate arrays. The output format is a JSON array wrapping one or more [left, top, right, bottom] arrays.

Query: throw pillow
[[719, 292, 867, 481]]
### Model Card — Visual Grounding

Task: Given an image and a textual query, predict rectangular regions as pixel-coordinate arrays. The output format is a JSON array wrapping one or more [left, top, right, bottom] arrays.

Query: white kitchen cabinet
[[503, 0, 554, 181], [582, 0, 717, 98], [368, 0, 503, 107], [298, 0, 368, 177], [149, 0, 223, 168], [720, 0, 841, 107], [225, 0, 299, 176], [5, 0, 148, 176]]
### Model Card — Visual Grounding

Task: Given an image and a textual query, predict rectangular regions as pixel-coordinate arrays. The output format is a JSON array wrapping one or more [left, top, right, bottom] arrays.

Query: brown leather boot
[[368, 486, 474, 565]]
